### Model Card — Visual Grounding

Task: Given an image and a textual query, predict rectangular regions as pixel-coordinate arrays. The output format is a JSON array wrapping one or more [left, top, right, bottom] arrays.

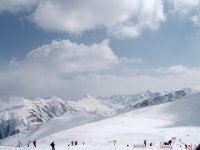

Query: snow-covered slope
[[0, 96, 113, 139], [0, 112, 103, 146], [1, 91, 200, 150], [0, 88, 197, 140], [29, 92, 200, 149]]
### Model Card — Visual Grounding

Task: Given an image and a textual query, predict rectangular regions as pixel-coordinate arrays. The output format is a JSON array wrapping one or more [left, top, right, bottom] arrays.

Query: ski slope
[[0, 88, 195, 139], [1, 93, 200, 150]]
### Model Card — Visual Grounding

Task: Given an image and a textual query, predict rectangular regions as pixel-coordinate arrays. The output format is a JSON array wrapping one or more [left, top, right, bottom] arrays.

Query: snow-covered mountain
[[1, 89, 200, 149], [68, 94, 115, 116], [130, 88, 195, 108], [35, 92, 200, 150], [100, 88, 196, 111], [98, 90, 161, 110], [0, 95, 115, 139], [0, 97, 71, 139], [0, 88, 198, 140]]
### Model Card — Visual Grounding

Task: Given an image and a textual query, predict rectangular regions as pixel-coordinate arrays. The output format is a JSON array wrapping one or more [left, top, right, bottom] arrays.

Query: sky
[[0, 0, 200, 99]]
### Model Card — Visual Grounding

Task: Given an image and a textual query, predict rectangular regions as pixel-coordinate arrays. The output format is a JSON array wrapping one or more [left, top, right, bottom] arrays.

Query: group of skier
[[17, 136, 200, 150], [70, 140, 78, 146], [50, 140, 83, 150], [17, 139, 83, 150], [18, 140, 37, 148]]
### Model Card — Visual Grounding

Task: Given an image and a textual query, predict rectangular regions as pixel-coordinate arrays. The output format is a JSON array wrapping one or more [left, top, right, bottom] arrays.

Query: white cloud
[[1, 39, 153, 99], [2, 0, 200, 36], [112, 26, 140, 39], [192, 14, 200, 27], [1, 56, 200, 99], [159, 65, 190, 74], [168, 0, 200, 27], [0, 0, 38, 13], [168, 0, 200, 14], [119, 57, 142, 65], [0, 39, 119, 98], [31, 0, 165, 38], [11, 39, 118, 74], [0, 0, 165, 39], [55, 68, 200, 97]]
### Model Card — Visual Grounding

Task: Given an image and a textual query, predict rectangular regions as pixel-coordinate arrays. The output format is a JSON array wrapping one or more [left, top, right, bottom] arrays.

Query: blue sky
[[0, 0, 200, 99]]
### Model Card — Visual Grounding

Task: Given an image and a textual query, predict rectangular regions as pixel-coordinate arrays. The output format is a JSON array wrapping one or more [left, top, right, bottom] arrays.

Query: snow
[[0, 88, 196, 139], [1, 92, 200, 150], [0, 95, 115, 139], [68, 94, 115, 116], [0, 112, 103, 147]]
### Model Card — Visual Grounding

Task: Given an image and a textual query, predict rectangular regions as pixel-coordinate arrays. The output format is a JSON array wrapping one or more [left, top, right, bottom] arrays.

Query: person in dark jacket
[[33, 140, 37, 147], [50, 141, 55, 150], [144, 140, 147, 147], [195, 144, 200, 150], [27, 141, 31, 147]]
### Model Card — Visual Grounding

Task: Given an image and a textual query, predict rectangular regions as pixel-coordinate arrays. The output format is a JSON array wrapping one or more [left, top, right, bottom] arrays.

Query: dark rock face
[[131, 89, 191, 109], [0, 98, 75, 139], [0, 120, 19, 139]]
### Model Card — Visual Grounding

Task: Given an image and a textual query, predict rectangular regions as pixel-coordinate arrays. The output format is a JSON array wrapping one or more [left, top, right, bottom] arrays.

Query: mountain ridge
[[0, 88, 198, 139]]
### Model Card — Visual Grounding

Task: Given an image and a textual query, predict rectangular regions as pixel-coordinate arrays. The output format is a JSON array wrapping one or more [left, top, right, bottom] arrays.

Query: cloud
[[168, 0, 200, 27], [2, 0, 200, 36], [0, 38, 137, 99], [168, 0, 200, 14], [30, 0, 165, 38], [119, 57, 142, 65], [192, 14, 200, 27], [158, 65, 190, 75], [111, 26, 140, 39], [0, 0, 38, 13], [1, 53, 200, 99], [0, 39, 119, 98], [0, 0, 165, 38], [55, 68, 200, 97], [78, 65, 200, 96], [10, 39, 118, 74]]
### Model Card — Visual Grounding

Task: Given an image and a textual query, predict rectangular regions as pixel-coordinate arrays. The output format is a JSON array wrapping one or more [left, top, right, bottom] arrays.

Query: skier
[[195, 144, 200, 150], [75, 141, 78, 146], [71, 141, 74, 146], [188, 145, 193, 150], [144, 140, 147, 147], [50, 141, 55, 150], [33, 140, 37, 147], [185, 144, 188, 149], [168, 140, 172, 145], [27, 141, 31, 147], [18, 141, 22, 147]]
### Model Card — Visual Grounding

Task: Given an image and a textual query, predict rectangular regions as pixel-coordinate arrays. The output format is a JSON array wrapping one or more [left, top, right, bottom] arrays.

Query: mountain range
[[0, 88, 198, 140]]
